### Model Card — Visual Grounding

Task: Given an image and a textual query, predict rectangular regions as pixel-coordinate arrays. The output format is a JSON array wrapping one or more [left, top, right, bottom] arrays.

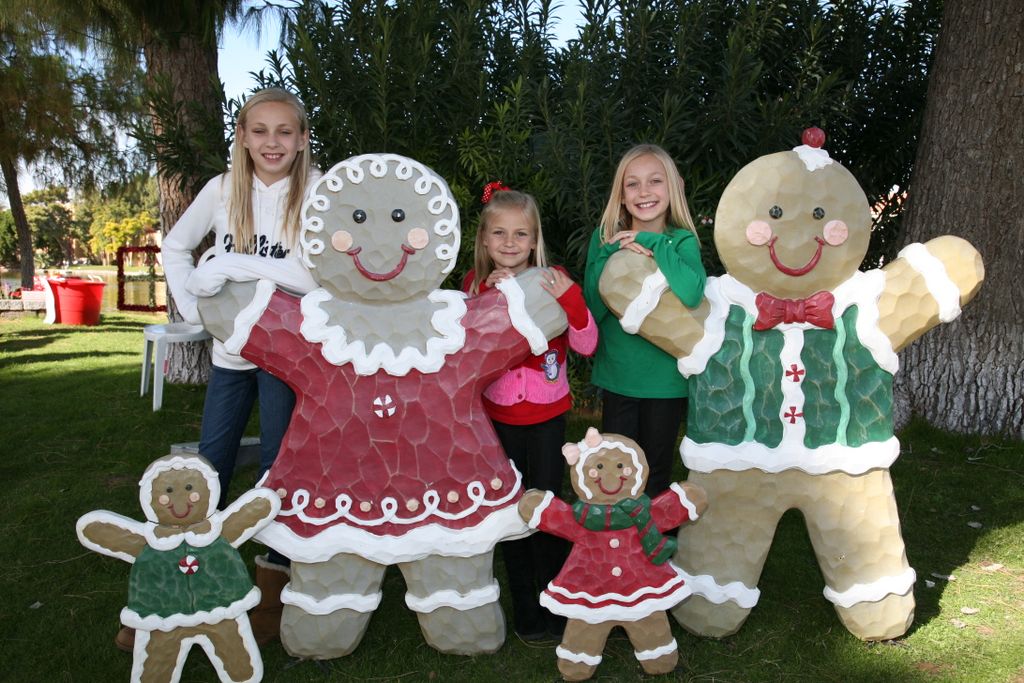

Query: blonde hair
[[598, 144, 698, 243], [227, 88, 312, 254], [469, 190, 547, 295]]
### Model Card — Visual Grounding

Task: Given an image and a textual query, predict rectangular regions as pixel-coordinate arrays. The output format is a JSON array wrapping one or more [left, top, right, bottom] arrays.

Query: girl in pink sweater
[[462, 183, 598, 640]]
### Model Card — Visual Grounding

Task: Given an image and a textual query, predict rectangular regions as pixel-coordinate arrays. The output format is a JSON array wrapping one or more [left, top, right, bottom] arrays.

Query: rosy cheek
[[588, 468, 599, 479], [188, 492, 201, 503], [158, 494, 170, 506], [407, 228, 429, 250], [622, 467, 633, 477], [331, 230, 353, 252], [823, 220, 848, 246], [746, 220, 773, 246]]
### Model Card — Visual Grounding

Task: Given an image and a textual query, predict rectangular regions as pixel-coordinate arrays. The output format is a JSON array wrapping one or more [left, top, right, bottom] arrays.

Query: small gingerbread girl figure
[[76, 454, 280, 683], [518, 427, 707, 681]]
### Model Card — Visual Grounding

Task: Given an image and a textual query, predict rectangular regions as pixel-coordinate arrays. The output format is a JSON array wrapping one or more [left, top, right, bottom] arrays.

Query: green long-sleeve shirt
[[583, 226, 706, 398]]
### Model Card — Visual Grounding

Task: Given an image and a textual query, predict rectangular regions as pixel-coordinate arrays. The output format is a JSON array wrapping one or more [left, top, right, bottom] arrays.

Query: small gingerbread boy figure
[[518, 427, 707, 681], [76, 454, 280, 683]]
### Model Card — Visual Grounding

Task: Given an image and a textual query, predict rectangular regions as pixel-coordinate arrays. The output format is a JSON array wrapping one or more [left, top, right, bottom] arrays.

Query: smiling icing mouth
[[347, 244, 415, 281], [596, 477, 627, 495], [767, 236, 825, 276], [168, 503, 193, 519]]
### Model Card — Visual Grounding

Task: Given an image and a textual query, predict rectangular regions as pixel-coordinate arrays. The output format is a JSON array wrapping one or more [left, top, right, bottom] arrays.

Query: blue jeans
[[199, 365, 294, 566]]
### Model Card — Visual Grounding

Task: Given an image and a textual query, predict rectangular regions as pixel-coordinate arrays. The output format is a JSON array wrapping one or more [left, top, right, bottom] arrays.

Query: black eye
[[596, 463, 604, 469], [352, 209, 366, 224], [391, 209, 405, 222], [813, 207, 825, 220], [617, 463, 623, 469], [165, 486, 173, 493], [769, 205, 783, 219], [185, 484, 193, 491]]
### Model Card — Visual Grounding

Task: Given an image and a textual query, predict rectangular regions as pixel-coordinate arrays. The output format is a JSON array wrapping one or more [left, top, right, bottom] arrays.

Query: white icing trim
[[528, 490, 555, 529], [121, 589, 259, 630], [546, 567, 686, 607], [280, 584, 382, 614], [898, 242, 962, 322], [678, 570, 760, 609], [541, 583, 691, 624], [832, 270, 898, 374], [138, 455, 220, 523], [778, 328, 808, 449], [823, 567, 916, 608], [556, 646, 602, 666], [620, 269, 668, 334], [496, 276, 547, 355], [130, 615, 262, 683], [678, 277, 733, 377], [257, 504, 529, 564], [669, 483, 699, 521], [76, 511, 145, 564], [275, 462, 522, 528], [635, 640, 677, 661], [299, 288, 467, 375], [140, 516, 224, 551], [793, 144, 833, 172], [682, 435, 900, 475], [224, 279, 276, 356], [572, 438, 644, 500], [300, 154, 460, 273], [405, 582, 499, 613]]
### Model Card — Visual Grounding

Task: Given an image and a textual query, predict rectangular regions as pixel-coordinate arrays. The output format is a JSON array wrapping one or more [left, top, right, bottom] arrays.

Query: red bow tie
[[754, 291, 835, 330]]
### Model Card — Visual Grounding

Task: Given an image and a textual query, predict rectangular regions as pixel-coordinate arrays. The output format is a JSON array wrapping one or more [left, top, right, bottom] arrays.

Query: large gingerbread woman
[[598, 129, 984, 641], [190, 154, 568, 658], [518, 427, 707, 681], [76, 454, 280, 683]]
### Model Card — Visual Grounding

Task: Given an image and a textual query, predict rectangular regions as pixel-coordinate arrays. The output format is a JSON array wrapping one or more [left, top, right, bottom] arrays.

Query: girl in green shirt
[[583, 144, 707, 496]]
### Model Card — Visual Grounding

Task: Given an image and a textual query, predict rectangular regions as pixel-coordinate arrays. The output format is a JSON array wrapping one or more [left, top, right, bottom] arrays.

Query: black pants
[[600, 390, 687, 497], [493, 416, 569, 636]]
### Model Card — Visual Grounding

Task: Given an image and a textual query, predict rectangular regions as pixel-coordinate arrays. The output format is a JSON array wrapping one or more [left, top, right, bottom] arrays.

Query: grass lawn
[[2, 313, 1022, 682]]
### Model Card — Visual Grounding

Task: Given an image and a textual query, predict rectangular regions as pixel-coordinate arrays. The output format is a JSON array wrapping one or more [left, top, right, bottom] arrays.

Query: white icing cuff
[[556, 646, 602, 666], [635, 640, 677, 661], [528, 491, 555, 529], [496, 276, 548, 355], [405, 582, 499, 613], [280, 584, 382, 615], [225, 279, 276, 355], [678, 277, 729, 377], [121, 589, 259, 630], [679, 571, 760, 609], [669, 482, 699, 521], [682, 435, 901, 476], [793, 144, 833, 172], [620, 269, 668, 334], [897, 243, 962, 322], [823, 567, 916, 608]]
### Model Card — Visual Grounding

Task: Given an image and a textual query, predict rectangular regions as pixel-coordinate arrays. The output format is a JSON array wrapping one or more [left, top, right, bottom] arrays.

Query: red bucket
[[47, 278, 105, 325]]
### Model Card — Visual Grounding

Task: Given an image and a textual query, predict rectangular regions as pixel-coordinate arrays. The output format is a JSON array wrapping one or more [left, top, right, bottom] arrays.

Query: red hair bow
[[481, 181, 510, 204]]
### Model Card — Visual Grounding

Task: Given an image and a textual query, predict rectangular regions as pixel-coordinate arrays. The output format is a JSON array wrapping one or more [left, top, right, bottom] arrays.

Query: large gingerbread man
[[76, 455, 280, 683], [190, 154, 568, 658], [599, 129, 984, 641]]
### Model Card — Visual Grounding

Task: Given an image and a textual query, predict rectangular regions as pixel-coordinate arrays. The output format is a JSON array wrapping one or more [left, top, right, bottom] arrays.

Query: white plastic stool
[[140, 323, 211, 411]]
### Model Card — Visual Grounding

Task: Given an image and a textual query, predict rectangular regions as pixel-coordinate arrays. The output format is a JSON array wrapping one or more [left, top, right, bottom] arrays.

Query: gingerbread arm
[[196, 279, 262, 344], [499, 268, 569, 352], [877, 235, 984, 352], [76, 511, 148, 563], [598, 249, 710, 359], [219, 488, 281, 547]]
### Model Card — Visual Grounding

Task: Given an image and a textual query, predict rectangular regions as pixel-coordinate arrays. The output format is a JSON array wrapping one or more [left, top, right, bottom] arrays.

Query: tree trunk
[[1, 156, 34, 289], [143, 30, 224, 384], [893, 0, 1024, 437]]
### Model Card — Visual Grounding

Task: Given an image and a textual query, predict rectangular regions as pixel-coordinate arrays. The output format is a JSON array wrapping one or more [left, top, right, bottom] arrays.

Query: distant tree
[[894, 0, 1023, 437], [23, 187, 79, 267], [0, 210, 16, 267]]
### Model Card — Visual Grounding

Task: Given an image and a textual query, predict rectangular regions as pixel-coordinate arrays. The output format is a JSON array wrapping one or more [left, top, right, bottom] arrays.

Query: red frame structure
[[116, 245, 167, 312]]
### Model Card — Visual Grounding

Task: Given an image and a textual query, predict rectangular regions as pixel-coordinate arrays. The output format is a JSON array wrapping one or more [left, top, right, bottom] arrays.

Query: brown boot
[[115, 626, 135, 652], [250, 554, 290, 646]]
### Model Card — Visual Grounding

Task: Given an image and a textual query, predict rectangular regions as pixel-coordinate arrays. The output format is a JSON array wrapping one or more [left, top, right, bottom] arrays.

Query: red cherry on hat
[[802, 127, 826, 148]]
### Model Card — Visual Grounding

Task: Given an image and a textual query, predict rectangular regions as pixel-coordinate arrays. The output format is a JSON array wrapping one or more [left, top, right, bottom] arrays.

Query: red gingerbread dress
[[527, 484, 698, 623], [231, 279, 543, 564]]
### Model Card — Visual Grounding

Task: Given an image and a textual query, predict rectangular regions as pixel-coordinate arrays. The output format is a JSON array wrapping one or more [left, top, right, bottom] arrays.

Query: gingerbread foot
[[672, 595, 752, 638]]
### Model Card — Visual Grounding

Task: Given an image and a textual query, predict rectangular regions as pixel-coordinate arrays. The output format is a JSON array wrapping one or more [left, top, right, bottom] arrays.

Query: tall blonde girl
[[462, 184, 597, 640], [160, 87, 320, 649], [583, 144, 707, 498]]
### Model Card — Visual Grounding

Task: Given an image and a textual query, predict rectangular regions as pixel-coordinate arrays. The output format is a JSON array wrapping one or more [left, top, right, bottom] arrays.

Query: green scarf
[[572, 494, 677, 565]]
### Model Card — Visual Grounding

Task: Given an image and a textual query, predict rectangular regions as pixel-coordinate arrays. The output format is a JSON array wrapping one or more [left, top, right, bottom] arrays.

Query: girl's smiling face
[[482, 208, 536, 274], [622, 154, 671, 232], [239, 101, 308, 185]]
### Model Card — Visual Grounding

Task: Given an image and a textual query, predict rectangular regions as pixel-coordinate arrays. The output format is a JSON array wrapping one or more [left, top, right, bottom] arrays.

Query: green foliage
[[22, 187, 80, 267], [0, 209, 16, 265]]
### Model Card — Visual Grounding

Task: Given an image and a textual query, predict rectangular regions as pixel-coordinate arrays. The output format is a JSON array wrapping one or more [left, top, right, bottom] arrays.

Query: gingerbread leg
[[801, 470, 915, 641], [398, 551, 504, 654], [199, 618, 261, 682], [556, 619, 611, 681], [672, 470, 782, 637], [622, 612, 678, 675], [279, 553, 386, 658], [134, 628, 186, 683]]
